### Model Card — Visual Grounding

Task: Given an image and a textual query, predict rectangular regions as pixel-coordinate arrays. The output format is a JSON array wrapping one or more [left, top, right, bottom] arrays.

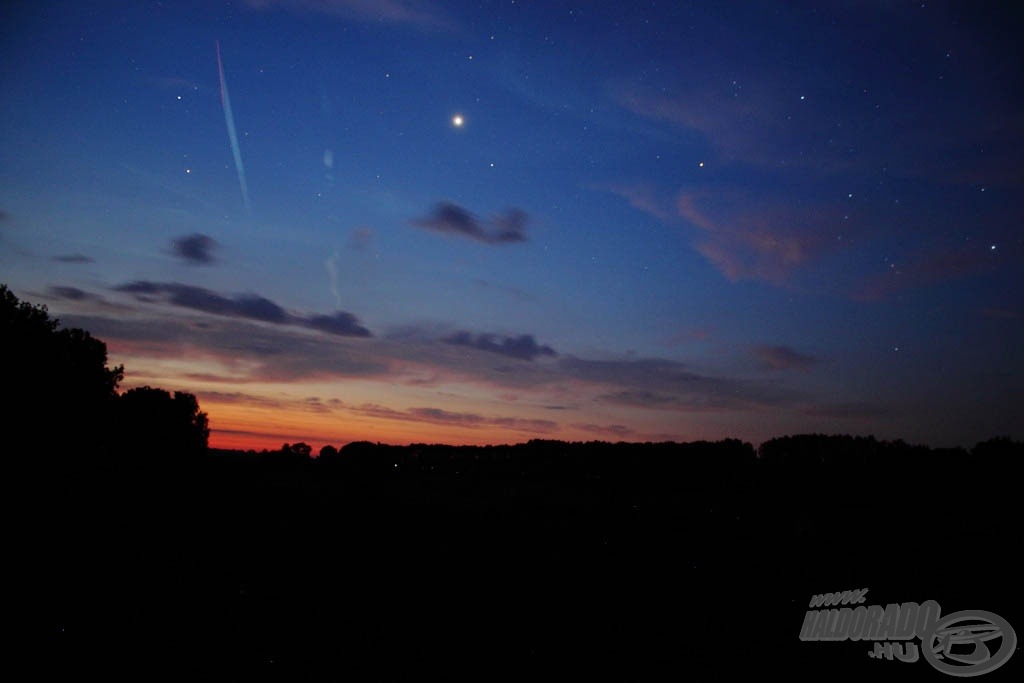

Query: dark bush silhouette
[[114, 386, 209, 460], [286, 441, 312, 458], [972, 435, 1022, 458]]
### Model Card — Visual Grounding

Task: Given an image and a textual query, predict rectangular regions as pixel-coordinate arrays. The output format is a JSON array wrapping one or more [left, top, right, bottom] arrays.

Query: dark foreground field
[[31, 437, 1022, 678]]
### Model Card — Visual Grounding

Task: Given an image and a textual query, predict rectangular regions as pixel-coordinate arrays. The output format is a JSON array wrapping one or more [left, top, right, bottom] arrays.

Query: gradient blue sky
[[2, 0, 1021, 450]]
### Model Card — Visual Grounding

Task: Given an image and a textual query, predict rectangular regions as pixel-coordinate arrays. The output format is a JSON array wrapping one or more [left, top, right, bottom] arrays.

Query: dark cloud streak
[[171, 233, 220, 265], [113, 281, 371, 337], [53, 254, 95, 264], [307, 312, 373, 338], [560, 356, 797, 411], [47, 286, 92, 301], [444, 331, 556, 361], [411, 202, 528, 245]]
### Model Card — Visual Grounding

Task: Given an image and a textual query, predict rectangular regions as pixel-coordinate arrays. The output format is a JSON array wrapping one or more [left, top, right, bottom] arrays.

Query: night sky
[[2, 1, 1021, 451]]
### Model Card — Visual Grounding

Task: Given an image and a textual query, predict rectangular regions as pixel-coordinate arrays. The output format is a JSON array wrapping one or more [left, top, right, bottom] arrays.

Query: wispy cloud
[[612, 48, 1023, 190], [411, 202, 528, 245], [47, 286, 93, 302], [560, 356, 795, 412], [663, 327, 714, 346], [601, 183, 674, 222], [64, 312, 385, 383], [49, 280, 809, 420], [195, 390, 294, 410], [752, 345, 818, 371], [803, 401, 890, 420], [347, 227, 373, 250], [62, 285, 805, 429], [598, 389, 746, 413], [324, 228, 373, 308], [573, 423, 636, 439], [601, 180, 841, 286], [678, 193, 830, 285], [612, 81, 803, 170], [241, 0, 453, 29], [981, 307, 1020, 320], [350, 403, 558, 433], [852, 245, 1001, 301], [471, 279, 537, 304], [325, 250, 341, 308]]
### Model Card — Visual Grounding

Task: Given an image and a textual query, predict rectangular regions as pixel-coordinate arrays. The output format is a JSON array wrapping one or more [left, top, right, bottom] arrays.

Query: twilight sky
[[2, 0, 1021, 451]]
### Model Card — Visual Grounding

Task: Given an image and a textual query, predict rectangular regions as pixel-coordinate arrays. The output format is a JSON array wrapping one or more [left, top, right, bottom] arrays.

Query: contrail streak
[[216, 41, 250, 212], [325, 250, 342, 308]]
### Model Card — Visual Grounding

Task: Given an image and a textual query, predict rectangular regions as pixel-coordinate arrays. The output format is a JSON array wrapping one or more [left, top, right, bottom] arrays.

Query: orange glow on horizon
[[202, 399, 557, 453], [106, 343, 700, 452]]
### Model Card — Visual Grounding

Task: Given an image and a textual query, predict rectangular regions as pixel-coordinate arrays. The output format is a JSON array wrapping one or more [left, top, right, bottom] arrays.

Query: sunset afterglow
[[2, 1, 1021, 452]]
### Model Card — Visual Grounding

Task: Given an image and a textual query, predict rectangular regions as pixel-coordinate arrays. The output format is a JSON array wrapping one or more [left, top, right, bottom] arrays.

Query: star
[[452, 114, 464, 128]]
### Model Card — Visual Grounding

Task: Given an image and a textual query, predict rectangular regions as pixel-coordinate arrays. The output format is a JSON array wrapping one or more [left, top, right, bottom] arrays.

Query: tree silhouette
[[3, 284, 214, 467], [2, 284, 124, 458], [115, 386, 210, 459]]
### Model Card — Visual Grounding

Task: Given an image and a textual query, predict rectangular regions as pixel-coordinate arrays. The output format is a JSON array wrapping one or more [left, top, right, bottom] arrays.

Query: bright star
[[452, 114, 464, 128]]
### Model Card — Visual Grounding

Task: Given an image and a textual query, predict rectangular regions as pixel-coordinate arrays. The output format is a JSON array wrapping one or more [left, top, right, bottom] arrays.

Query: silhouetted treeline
[[207, 433, 1020, 506], [38, 432, 1015, 677]]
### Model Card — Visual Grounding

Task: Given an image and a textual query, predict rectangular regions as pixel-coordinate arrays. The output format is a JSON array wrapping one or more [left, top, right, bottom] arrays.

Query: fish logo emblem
[[922, 610, 1016, 677]]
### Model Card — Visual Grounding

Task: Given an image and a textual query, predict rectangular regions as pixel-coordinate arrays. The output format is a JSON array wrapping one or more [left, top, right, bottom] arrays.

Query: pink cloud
[[678, 192, 831, 285], [752, 345, 818, 371], [601, 183, 674, 222]]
